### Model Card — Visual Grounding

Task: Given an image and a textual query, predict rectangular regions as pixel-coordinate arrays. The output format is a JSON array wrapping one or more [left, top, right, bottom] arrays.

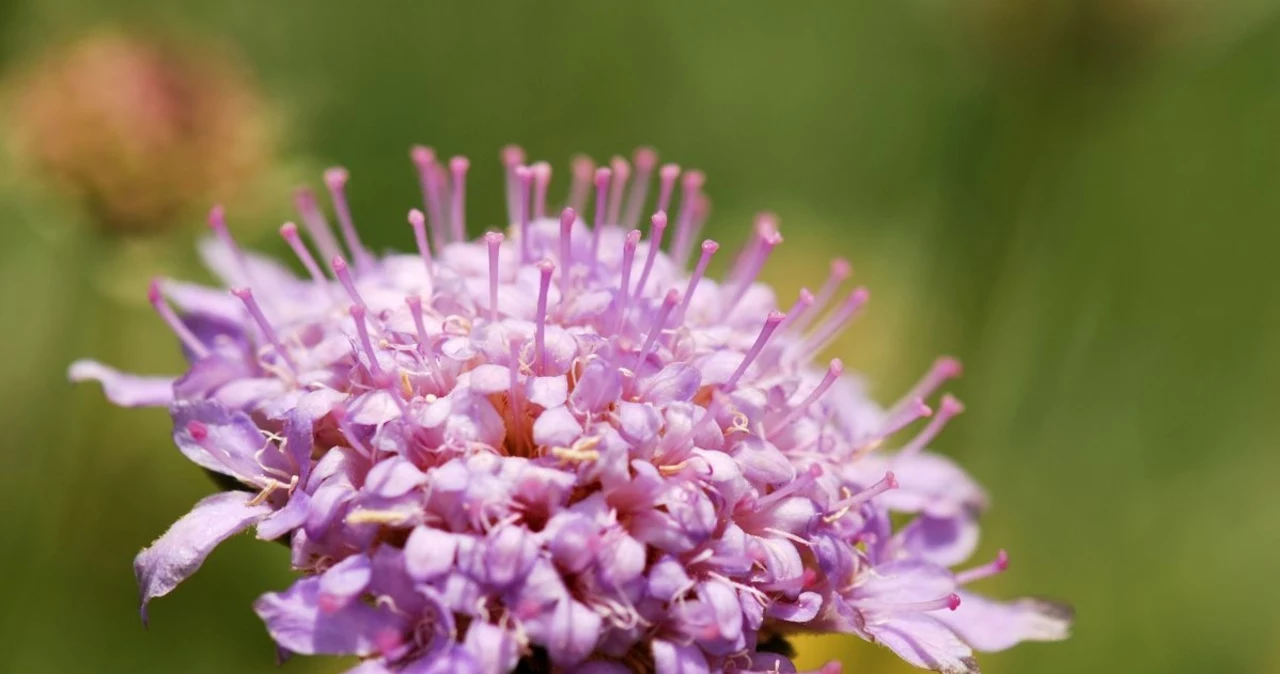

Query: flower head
[[71, 145, 1070, 673]]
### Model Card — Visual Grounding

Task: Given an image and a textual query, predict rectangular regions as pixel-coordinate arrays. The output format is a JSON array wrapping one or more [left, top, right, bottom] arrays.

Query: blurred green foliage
[[3, 2, 1279, 673]]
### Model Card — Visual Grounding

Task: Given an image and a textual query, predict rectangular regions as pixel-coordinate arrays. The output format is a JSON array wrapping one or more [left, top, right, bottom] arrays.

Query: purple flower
[[73, 144, 1071, 672]]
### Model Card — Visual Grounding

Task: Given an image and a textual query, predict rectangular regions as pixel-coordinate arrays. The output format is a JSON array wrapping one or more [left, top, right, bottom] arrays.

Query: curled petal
[[68, 360, 173, 407], [135, 491, 269, 622], [935, 592, 1073, 652]]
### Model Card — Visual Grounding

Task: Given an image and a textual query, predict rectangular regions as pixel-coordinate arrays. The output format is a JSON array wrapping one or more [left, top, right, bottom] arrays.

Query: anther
[[323, 168, 373, 273], [231, 287, 296, 373], [148, 279, 209, 358]]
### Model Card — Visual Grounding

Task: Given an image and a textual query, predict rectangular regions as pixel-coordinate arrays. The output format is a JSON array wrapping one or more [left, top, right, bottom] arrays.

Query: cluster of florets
[[72, 145, 1070, 674]]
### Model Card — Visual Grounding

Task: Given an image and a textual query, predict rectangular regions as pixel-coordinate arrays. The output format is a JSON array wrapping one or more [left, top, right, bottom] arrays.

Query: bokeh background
[[2, 1, 1279, 673]]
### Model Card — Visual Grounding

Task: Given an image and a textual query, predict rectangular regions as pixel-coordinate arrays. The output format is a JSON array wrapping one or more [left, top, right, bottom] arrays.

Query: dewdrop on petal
[[70, 144, 1071, 673]]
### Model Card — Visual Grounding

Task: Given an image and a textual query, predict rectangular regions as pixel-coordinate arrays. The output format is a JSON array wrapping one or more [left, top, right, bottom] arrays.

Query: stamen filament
[[899, 394, 964, 458], [632, 212, 668, 302], [279, 223, 328, 289], [615, 230, 642, 333], [330, 256, 367, 310], [349, 305, 383, 377], [623, 147, 657, 228], [485, 232, 504, 322], [558, 208, 576, 292], [449, 157, 469, 244], [532, 162, 552, 221], [568, 155, 594, 214], [148, 279, 209, 358], [633, 289, 680, 372], [293, 187, 343, 264], [792, 258, 852, 334], [590, 167, 612, 262], [673, 239, 719, 325], [232, 287, 296, 373], [890, 356, 962, 418], [957, 550, 1009, 585], [407, 209, 434, 277], [656, 164, 680, 216], [534, 259, 555, 375], [724, 311, 785, 389], [670, 170, 706, 268], [770, 359, 843, 436], [606, 156, 630, 227], [323, 168, 373, 273], [501, 145, 526, 226], [515, 165, 532, 262]]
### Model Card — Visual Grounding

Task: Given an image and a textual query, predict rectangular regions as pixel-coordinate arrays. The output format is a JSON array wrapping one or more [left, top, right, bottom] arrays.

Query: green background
[[3, 2, 1279, 673]]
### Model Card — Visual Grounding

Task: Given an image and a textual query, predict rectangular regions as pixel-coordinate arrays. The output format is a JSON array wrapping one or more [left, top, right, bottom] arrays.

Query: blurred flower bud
[[5, 30, 272, 235]]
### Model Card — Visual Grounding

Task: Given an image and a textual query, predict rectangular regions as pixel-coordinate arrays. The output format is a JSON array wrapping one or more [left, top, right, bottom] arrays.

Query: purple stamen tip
[[594, 167, 612, 192], [634, 146, 658, 171], [501, 144, 525, 167], [206, 204, 227, 231], [411, 145, 435, 167], [324, 167, 349, 188]]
